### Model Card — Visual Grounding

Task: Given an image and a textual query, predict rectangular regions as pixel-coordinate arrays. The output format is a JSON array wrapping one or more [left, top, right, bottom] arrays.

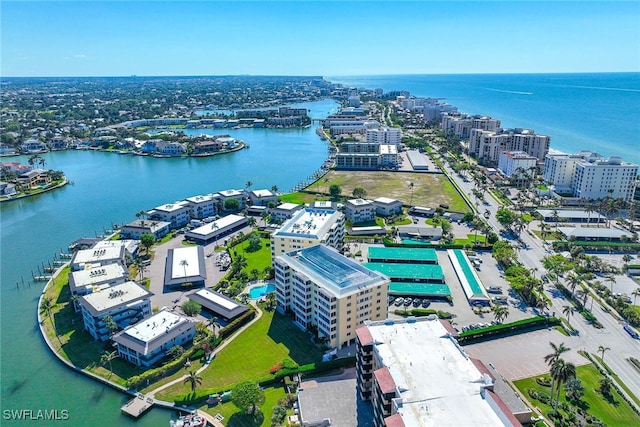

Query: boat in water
[[169, 411, 207, 427]]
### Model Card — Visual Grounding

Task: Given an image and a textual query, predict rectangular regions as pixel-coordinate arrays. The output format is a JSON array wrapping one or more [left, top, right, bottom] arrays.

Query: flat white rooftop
[[374, 197, 400, 205], [185, 194, 215, 204], [251, 189, 275, 197], [170, 246, 201, 279], [72, 245, 124, 266], [367, 317, 505, 426], [120, 310, 187, 344], [275, 208, 343, 240], [218, 189, 244, 197], [275, 202, 300, 211], [70, 263, 128, 290], [346, 198, 373, 207], [152, 201, 189, 213], [194, 288, 238, 311], [188, 214, 246, 237], [80, 281, 150, 315]]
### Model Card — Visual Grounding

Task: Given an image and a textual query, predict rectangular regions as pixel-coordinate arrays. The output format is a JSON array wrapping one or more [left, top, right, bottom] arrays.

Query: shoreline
[[0, 178, 69, 203]]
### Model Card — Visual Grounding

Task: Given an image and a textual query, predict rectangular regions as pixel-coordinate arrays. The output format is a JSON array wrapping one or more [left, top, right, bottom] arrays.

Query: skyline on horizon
[[2, 1, 639, 77]]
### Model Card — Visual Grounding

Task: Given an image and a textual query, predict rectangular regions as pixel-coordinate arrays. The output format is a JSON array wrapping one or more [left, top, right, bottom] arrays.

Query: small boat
[[170, 411, 207, 427]]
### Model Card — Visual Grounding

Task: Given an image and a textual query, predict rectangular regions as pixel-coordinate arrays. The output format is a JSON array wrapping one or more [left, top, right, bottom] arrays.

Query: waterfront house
[[112, 310, 196, 367], [16, 169, 51, 189], [0, 181, 17, 196], [163, 246, 207, 289], [193, 140, 223, 154], [0, 145, 18, 156], [20, 139, 47, 153], [78, 281, 152, 341]]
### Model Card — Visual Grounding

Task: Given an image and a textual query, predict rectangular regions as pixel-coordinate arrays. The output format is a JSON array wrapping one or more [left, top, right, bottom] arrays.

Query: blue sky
[[2, 1, 639, 77]]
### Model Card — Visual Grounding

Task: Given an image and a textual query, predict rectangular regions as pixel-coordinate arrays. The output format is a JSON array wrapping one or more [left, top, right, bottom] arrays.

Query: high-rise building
[[274, 245, 389, 349], [469, 128, 550, 165], [270, 207, 345, 257]]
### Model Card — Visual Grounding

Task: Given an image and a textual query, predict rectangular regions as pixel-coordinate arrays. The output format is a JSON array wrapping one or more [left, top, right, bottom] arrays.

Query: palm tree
[[100, 350, 117, 378], [562, 305, 575, 328], [211, 221, 220, 247], [40, 296, 54, 329], [598, 376, 613, 397], [550, 358, 576, 415], [179, 259, 189, 277], [133, 257, 147, 281], [566, 274, 582, 297], [491, 305, 509, 324], [544, 341, 570, 400], [632, 288, 640, 305], [245, 180, 253, 192], [323, 177, 330, 195], [605, 274, 616, 295], [598, 345, 610, 362], [271, 185, 278, 193], [408, 182, 415, 207], [103, 315, 118, 336], [536, 298, 549, 316], [183, 370, 202, 393]]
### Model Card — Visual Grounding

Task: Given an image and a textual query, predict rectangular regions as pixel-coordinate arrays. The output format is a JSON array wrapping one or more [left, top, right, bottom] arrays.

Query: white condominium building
[[469, 128, 550, 165], [544, 151, 638, 201], [441, 113, 501, 138], [497, 150, 538, 177], [274, 245, 389, 349], [344, 199, 376, 224], [356, 317, 524, 427], [147, 201, 191, 229], [113, 310, 196, 367], [366, 127, 401, 146], [271, 207, 345, 257], [79, 281, 152, 341], [184, 194, 217, 219]]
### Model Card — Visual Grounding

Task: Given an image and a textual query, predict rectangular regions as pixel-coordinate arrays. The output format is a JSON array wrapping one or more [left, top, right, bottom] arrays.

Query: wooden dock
[[121, 393, 154, 418]]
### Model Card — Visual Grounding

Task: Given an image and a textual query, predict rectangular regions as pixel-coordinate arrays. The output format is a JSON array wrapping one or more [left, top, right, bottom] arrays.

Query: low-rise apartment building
[[147, 201, 191, 229], [275, 245, 389, 349], [216, 189, 247, 212], [184, 194, 217, 219], [79, 281, 152, 341], [70, 245, 126, 271], [69, 262, 129, 299], [344, 199, 376, 224], [372, 197, 403, 216], [270, 207, 345, 257], [269, 202, 303, 222], [249, 189, 279, 206], [113, 310, 196, 367], [120, 220, 171, 240]]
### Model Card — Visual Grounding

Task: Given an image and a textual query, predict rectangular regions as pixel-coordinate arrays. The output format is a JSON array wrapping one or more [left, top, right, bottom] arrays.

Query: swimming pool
[[248, 283, 276, 299]]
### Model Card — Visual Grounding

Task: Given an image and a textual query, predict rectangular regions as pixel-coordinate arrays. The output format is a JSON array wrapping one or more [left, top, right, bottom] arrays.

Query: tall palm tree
[[183, 370, 202, 393], [544, 341, 570, 400], [550, 358, 576, 414], [408, 182, 415, 207], [605, 274, 616, 295], [245, 180, 253, 192], [562, 305, 575, 328], [133, 257, 147, 281], [100, 350, 117, 378], [566, 274, 582, 297], [179, 259, 189, 277], [40, 296, 54, 329], [598, 345, 610, 362]]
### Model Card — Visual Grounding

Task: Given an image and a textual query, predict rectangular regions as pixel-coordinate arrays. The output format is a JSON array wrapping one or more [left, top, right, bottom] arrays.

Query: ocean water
[[329, 73, 640, 165]]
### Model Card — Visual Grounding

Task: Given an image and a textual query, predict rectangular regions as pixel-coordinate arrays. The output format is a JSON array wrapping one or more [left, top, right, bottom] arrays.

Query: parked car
[[394, 297, 404, 307], [404, 298, 413, 306]]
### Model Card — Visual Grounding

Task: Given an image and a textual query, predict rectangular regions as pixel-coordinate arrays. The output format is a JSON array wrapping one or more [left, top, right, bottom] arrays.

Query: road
[[440, 159, 640, 399]]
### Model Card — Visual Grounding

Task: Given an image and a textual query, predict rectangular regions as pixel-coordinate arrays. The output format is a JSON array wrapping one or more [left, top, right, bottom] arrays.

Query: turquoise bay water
[[248, 284, 276, 300], [329, 73, 640, 164], [0, 99, 337, 426]]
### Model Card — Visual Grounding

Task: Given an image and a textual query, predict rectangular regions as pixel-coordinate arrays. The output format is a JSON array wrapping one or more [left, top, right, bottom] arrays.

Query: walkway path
[[148, 300, 263, 402]]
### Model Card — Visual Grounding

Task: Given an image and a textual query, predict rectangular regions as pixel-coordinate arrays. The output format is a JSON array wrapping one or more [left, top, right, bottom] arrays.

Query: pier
[[121, 393, 154, 418]]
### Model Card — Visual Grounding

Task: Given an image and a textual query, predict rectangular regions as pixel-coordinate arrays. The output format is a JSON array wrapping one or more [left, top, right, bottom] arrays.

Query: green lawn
[[303, 170, 470, 213], [454, 234, 487, 245], [156, 306, 323, 401], [513, 364, 640, 425], [234, 237, 272, 279], [199, 385, 288, 427]]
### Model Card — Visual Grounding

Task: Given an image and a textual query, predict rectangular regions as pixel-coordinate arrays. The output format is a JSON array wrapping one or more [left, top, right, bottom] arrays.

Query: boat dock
[[121, 393, 154, 418]]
